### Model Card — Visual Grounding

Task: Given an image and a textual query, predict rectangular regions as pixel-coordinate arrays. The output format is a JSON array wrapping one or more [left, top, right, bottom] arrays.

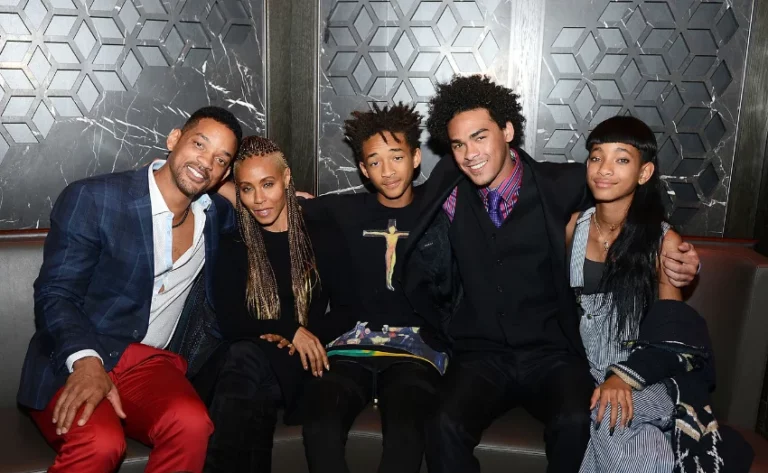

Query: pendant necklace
[[592, 214, 610, 252]]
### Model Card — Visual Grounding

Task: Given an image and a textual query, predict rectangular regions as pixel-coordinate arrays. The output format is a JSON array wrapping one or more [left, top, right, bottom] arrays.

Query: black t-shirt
[[301, 187, 424, 331]]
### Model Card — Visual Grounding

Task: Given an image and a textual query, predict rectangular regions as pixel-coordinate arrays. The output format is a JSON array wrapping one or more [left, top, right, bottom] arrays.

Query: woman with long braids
[[566, 116, 749, 472], [193, 136, 353, 473]]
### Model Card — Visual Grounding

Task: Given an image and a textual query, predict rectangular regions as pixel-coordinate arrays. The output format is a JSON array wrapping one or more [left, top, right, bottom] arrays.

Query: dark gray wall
[[0, 0, 266, 230], [315, 0, 757, 237]]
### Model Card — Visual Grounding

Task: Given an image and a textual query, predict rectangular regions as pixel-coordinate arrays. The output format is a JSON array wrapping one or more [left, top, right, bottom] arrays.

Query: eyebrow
[[365, 147, 404, 159], [451, 128, 489, 143], [194, 132, 234, 159]]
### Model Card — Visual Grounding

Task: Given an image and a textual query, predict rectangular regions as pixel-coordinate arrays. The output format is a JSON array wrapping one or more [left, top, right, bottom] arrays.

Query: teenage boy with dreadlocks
[[296, 103, 446, 473]]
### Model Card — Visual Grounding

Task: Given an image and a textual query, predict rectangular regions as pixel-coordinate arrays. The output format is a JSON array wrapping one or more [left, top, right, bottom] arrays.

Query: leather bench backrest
[[685, 244, 768, 429], [0, 235, 45, 408]]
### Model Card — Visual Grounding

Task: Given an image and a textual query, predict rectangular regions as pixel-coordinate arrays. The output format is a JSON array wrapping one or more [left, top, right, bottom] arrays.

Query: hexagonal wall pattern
[[324, 1, 501, 110], [320, 0, 508, 195], [0, 0, 254, 163], [537, 0, 747, 230]]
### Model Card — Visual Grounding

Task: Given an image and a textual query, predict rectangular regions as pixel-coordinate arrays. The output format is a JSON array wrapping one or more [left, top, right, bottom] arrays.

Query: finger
[[53, 387, 73, 424], [55, 387, 80, 431], [320, 345, 330, 371], [626, 391, 634, 427], [678, 242, 692, 252], [662, 257, 684, 274], [61, 394, 87, 434], [307, 345, 321, 376], [596, 393, 608, 426], [590, 388, 600, 410], [277, 339, 290, 349], [77, 400, 97, 427], [289, 346, 296, 356], [618, 391, 629, 428], [107, 388, 126, 419], [609, 393, 619, 433], [299, 348, 309, 370]]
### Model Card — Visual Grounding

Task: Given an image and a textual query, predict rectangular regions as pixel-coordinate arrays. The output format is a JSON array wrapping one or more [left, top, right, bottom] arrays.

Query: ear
[[502, 121, 515, 144], [283, 166, 292, 188], [358, 161, 370, 179], [639, 162, 655, 185], [167, 128, 182, 152], [412, 148, 422, 169]]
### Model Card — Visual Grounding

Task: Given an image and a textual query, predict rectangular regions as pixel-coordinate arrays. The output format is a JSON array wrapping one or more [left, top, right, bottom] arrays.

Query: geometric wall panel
[[0, 0, 266, 229], [318, 0, 512, 195], [536, 0, 754, 236]]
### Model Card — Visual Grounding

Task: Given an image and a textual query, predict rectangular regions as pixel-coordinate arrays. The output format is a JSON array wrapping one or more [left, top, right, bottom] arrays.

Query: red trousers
[[30, 343, 213, 473]]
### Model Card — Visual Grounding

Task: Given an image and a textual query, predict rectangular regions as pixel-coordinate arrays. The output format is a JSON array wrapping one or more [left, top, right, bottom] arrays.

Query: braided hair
[[233, 136, 318, 325]]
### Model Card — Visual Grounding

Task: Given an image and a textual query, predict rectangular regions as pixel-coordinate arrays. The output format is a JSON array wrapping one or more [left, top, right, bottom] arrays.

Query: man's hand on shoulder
[[53, 356, 126, 435], [661, 238, 701, 288]]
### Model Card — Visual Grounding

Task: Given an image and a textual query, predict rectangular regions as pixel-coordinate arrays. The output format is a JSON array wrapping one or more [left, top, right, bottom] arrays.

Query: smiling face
[[165, 117, 237, 198], [235, 152, 291, 232], [587, 142, 654, 204], [447, 108, 516, 189], [358, 131, 421, 208]]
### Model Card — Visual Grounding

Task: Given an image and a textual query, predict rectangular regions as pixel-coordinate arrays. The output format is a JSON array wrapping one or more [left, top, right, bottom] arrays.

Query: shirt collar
[[478, 149, 520, 202], [147, 159, 212, 217]]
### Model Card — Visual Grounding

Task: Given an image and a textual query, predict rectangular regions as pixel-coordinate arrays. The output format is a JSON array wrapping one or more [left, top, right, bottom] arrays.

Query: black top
[[205, 220, 356, 418], [300, 188, 425, 331], [448, 158, 568, 355], [214, 222, 354, 345], [582, 259, 604, 295]]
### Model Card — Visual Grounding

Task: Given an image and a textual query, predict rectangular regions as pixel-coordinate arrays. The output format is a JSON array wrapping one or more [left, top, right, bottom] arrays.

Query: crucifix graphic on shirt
[[362, 219, 409, 291]]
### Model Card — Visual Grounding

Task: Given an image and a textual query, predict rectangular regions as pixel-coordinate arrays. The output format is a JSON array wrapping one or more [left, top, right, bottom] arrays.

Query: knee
[[156, 396, 214, 444], [73, 420, 127, 467], [549, 405, 592, 434]]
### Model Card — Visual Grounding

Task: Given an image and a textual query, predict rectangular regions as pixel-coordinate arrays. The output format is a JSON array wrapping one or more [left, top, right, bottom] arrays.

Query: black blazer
[[401, 148, 590, 357]]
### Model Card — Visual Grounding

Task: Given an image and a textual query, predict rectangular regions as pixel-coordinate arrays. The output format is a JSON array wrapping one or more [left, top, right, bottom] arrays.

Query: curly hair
[[233, 136, 318, 326], [426, 75, 525, 149], [344, 102, 422, 164]]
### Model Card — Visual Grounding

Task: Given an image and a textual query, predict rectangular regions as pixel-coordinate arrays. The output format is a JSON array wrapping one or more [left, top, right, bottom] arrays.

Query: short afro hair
[[344, 102, 422, 164], [426, 75, 525, 149], [182, 106, 243, 150]]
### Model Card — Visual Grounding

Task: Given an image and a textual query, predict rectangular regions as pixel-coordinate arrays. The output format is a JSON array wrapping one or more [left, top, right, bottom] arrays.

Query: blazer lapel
[[128, 166, 154, 284], [202, 204, 218, 309]]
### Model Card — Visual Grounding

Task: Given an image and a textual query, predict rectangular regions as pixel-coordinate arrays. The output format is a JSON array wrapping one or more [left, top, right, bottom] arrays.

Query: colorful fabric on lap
[[326, 322, 449, 375]]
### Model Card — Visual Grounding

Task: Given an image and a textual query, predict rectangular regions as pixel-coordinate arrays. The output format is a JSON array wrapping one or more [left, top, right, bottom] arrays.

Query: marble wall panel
[[0, 0, 266, 230], [536, 0, 754, 236]]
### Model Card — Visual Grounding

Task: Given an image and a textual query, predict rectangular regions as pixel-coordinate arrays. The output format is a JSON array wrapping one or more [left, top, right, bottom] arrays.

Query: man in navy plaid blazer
[[17, 106, 242, 473]]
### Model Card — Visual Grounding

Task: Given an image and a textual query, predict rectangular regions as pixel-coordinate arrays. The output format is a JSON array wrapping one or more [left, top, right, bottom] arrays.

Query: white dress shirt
[[65, 160, 210, 372]]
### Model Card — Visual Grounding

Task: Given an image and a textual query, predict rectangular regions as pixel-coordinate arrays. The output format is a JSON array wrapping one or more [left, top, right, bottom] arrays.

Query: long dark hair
[[233, 136, 318, 325], [587, 116, 666, 339]]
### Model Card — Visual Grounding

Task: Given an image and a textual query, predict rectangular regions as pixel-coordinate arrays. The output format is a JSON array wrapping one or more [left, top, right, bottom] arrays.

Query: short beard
[[172, 163, 207, 198]]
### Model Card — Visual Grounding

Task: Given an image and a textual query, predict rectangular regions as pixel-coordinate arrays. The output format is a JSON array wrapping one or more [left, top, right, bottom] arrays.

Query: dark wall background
[[0, 0, 266, 230]]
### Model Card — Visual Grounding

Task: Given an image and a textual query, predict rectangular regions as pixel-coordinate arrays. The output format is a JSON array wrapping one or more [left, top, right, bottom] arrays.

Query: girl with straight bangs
[[193, 136, 353, 473], [565, 116, 728, 472]]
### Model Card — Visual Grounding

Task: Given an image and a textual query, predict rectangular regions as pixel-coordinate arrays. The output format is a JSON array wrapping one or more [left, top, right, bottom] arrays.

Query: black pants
[[425, 351, 594, 473], [302, 357, 440, 473], [201, 340, 282, 473]]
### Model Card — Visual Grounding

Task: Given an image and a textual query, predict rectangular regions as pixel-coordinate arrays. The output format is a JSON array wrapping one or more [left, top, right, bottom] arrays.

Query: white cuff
[[66, 350, 103, 373]]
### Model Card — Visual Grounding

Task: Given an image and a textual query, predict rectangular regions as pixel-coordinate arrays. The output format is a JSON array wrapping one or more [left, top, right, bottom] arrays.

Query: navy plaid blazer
[[17, 166, 235, 410]]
